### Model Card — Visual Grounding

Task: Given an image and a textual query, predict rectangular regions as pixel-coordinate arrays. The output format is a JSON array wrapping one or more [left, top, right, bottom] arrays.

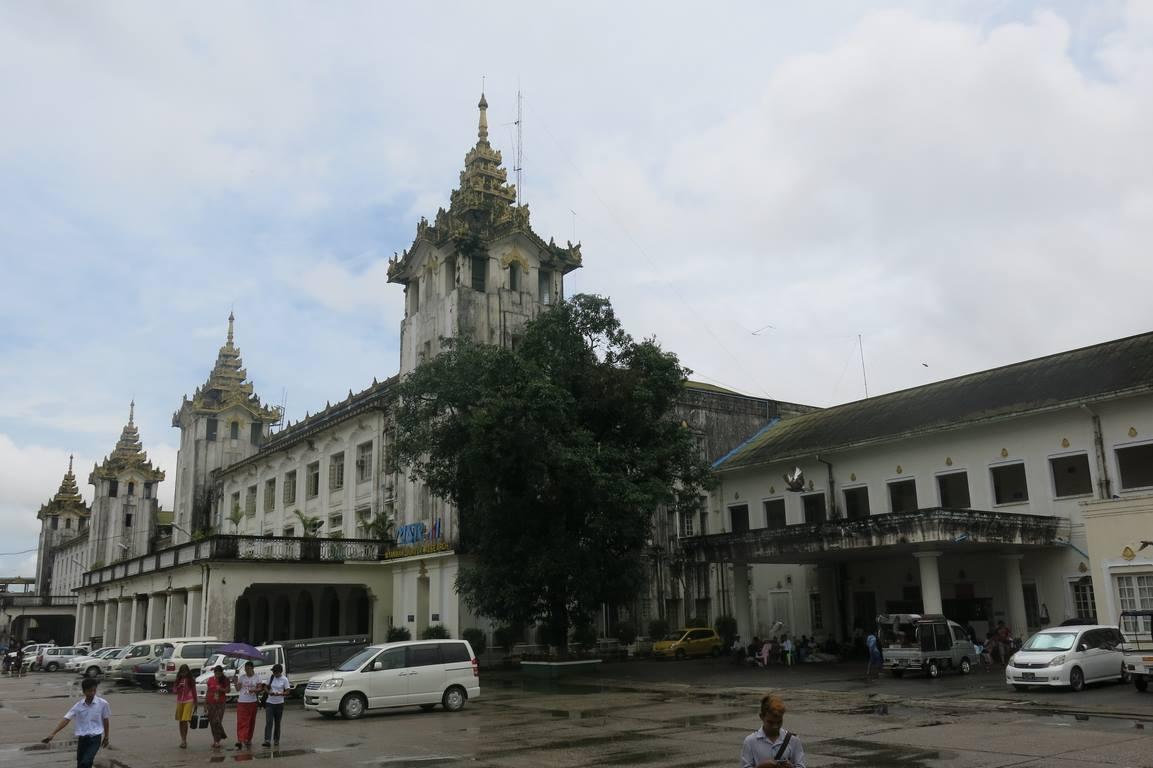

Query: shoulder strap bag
[[774, 731, 793, 761]]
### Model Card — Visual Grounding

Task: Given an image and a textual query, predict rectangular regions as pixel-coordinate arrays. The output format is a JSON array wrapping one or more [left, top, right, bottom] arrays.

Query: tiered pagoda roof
[[91, 401, 165, 483], [387, 93, 582, 285], [37, 455, 90, 520]]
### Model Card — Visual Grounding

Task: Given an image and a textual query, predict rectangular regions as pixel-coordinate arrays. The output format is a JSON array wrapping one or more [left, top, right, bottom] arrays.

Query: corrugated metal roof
[[718, 331, 1153, 471]]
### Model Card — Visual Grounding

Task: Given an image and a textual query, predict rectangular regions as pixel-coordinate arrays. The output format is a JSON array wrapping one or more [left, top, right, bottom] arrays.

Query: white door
[[403, 645, 446, 705], [366, 647, 409, 708]]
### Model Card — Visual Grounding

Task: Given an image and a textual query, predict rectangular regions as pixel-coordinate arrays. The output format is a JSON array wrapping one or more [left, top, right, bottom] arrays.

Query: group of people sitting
[[731, 634, 817, 667]]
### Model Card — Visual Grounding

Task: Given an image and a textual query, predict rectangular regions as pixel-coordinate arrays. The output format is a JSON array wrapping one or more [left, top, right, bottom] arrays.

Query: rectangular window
[[283, 526, 295, 538], [809, 593, 823, 631], [50, 517, 58, 530], [1117, 574, 1153, 634], [937, 472, 971, 508], [264, 478, 276, 511], [250, 422, 262, 446], [699, 509, 708, 536], [109, 480, 118, 498], [329, 452, 345, 491], [245, 486, 257, 516], [1051, 453, 1093, 497], [679, 508, 694, 537], [143, 482, 153, 499], [843, 487, 870, 520], [65, 517, 71, 529], [356, 442, 373, 483], [230, 421, 240, 440], [471, 255, 487, 291], [991, 463, 1029, 504], [509, 262, 520, 291], [206, 418, 218, 442], [124, 512, 133, 527], [1072, 579, 1096, 621], [763, 498, 787, 530], [443, 256, 456, 294], [306, 462, 320, 498], [127, 482, 135, 496], [1117, 443, 1153, 490], [231, 491, 241, 515], [888, 479, 917, 513], [729, 504, 749, 534], [408, 277, 420, 314], [284, 471, 297, 505], [538, 269, 552, 304], [802, 493, 827, 524]]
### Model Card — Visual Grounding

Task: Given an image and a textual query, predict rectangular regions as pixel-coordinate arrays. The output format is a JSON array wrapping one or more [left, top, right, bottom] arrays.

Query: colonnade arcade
[[235, 583, 371, 645]]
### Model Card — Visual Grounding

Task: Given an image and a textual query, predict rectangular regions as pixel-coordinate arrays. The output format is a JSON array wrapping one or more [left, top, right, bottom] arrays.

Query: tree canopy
[[393, 294, 711, 651]]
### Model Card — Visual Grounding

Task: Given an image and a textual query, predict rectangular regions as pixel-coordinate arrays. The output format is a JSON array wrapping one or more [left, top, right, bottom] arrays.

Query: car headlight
[[1048, 655, 1066, 667], [320, 679, 343, 690]]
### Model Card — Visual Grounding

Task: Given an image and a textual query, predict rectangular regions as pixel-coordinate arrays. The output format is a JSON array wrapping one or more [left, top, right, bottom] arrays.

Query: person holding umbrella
[[234, 660, 261, 750]]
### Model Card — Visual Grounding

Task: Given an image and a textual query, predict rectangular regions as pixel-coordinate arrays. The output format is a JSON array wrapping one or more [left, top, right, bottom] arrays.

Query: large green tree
[[394, 294, 711, 652]]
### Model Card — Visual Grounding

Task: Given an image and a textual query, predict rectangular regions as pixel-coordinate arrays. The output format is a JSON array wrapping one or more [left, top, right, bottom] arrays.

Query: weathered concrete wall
[[1082, 494, 1153, 626]]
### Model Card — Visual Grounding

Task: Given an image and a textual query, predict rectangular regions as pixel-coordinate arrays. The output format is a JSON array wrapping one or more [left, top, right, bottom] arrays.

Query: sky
[[2, 1, 1151, 576]]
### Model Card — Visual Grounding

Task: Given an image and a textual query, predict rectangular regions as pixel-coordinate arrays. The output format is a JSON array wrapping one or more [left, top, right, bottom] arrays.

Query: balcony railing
[[0, 595, 78, 608], [81, 534, 394, 588]]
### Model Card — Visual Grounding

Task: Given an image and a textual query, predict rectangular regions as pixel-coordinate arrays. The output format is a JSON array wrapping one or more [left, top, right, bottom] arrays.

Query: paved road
[[2, 659, 1151, 767]]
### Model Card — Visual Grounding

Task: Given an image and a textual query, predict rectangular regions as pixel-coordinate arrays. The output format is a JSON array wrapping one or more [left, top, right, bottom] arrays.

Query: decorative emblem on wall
[[769, 485, 775, 494], [896, 465, 903, 475], [734, 491, 740, 500], [1000, 448, 1009, 458], [1078, 562, 1088, 573], [850, 473, 856, 482], [1061, 438, 1070, 448], [807, 479, 815, 491], [1123, 546, 1136, 561], [945, 457, 953, 466], [783, 467, 805, 492], [1129, 427, 1139, 438]]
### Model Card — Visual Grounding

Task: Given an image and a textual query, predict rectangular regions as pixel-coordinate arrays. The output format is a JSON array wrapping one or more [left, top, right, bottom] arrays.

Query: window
[[125, 512, 133, 527], [245, 486, 257, 516], [1072, 579, 1096, 620], [443, 256, 456, 294], [764, 498, 787, 530], [699, 509, 708, 536], [888, 479, 917, 513], [356, 442, 373, 483], [991, 463, 1029, 504], [206, 418, 218, 442], [65, 517, 71, 530], [329, 453, 345, 491], [679, 509, 694, 537], [509, 262, 520, 291], [1116, 443, 1153, 490], [264, 479, 276, 511], [937, 472, 971, 508], [282, 526, 295, 537], [409, 278, 420, 313], [50, 517, 58, 530], [471, 255, 487, 291], [1051, 454, 1092, 497], [231, 491, 241, 515], [809, 593, 823, 631], [440, 642, 471, 663], [284, 471, 297, 505], [843, 487, 870, 520], [802, 493, 827, 524], [407, 645, 442, 667], [143, 482, 153, 499], [306, 462, 320, 498], [230, 421, 240, 440], [729, 504, 749, 533], [108, 479, 119, 498], [127, 481, 135, 496], [1117, 574, 1153, 634], [538, 269, 552, 304], [250, 422, 262, 446], [263, 529, 273, 537]]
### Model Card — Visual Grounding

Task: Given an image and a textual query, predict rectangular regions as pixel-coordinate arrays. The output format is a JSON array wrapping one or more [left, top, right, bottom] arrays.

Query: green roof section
[[717, 330, 1153, 471]]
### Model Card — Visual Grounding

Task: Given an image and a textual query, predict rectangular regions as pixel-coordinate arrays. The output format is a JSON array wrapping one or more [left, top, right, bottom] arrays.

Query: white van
[[1006, 625, 1126, 691], [155, 640, 229, 687], [303, 639, 479, 719], [107, 636, 217, 681]]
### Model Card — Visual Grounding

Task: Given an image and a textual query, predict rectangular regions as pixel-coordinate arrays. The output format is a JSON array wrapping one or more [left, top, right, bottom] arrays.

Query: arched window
[[230, 421, 240, 440]]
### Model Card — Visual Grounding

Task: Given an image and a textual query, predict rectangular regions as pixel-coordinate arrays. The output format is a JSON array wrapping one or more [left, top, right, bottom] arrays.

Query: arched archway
[[294, 591, 314, 639], [354, 588, 370, 635], [321, 587, 340, 637], [272, 595, 292, 641], [253, 595, 270, 644], [234, 597, 251, 643]]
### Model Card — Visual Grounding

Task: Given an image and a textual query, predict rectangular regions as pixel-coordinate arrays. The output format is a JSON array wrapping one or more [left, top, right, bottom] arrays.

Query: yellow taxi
[[652, 628, 722, 659]]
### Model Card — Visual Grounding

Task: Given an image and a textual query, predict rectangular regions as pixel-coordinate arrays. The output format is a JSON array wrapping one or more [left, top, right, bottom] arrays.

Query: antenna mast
[[514, 89, 524, 205], [858, 334, 870, 398]]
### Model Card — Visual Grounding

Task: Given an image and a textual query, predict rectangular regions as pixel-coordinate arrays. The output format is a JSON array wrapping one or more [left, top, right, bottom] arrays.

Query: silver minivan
[[1006, 625, 1125, 691]]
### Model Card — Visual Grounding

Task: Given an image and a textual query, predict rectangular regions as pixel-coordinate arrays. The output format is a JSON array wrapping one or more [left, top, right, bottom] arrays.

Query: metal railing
[[0, 595, 79, 608]]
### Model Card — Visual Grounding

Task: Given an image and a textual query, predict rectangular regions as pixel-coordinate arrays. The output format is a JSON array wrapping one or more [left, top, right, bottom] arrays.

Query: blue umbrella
[[215, 642, 265, 661]]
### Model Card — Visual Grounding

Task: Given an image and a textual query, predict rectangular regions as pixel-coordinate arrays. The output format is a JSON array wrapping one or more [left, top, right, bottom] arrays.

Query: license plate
[[898, 659, 907, 666], [1021, 672, 1035, 680]]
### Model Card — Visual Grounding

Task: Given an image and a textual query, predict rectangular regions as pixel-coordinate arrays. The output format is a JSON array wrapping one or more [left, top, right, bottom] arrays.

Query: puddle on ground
[[1029, 712, 1151, 731], [819, 737, 948, 767], [370, 758, 468, 766], [208, 747, 317, 762], [21, 739, 77, 752]]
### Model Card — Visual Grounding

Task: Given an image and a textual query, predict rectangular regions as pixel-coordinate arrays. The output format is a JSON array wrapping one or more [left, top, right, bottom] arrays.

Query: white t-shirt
[[265, 675, 291, 705], [65, 696, 111, 737], [236, 672, 262, 703]]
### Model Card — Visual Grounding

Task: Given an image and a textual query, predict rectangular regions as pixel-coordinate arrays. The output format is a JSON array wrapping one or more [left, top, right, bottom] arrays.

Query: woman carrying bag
[[261, 663, 292, 748], [234, 661, 261, 750], [205, 665, 230, 749], [172, 665, 197, 749]]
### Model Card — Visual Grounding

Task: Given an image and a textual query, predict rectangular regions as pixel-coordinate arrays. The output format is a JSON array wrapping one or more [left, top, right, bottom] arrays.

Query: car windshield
[[1022, 632, 1077, 651], [337, 647, 379, 672], [664, 632, 689, 641]]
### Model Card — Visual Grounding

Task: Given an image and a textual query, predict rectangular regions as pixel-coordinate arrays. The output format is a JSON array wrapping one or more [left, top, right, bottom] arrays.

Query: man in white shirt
[[740, 694, 805, 768], [42, 677, 111, 768]]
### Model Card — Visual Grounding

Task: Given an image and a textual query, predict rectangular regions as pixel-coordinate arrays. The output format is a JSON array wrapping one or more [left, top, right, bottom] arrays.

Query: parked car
[[40, 646, 92, 672], [67, 647, 122, 677], [132, 647, 174, 689], [155, 640, 228, 687], [108, 636, 215, 681], [652, 628, 723, 659], [303, 639, 479, 720], [22, 643, 55, 672], [1120, 609, 1153, 692], [195, 635, 369, 700], [1006, 624, 1126, 691], [878, 614, 974, 678]]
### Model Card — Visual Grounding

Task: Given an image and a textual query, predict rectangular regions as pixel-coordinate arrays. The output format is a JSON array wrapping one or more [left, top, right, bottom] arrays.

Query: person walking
[[740, 694, 806, 768], [865, 630, 883, 679], [41, 677, 110, 768], [172, 664, 197, 749], [12, 644, 24, 677], [205, 664, 230, 749], [261, 663, 291, 748], [234, 660, 261, 750]]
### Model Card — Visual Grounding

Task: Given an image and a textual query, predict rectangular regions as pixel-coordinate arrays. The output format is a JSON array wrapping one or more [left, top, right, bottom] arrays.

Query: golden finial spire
[[129, 399, 135, 425], [68, 453, 73, 472], [227, 311, 235, 346], [477, 92, 489, 143]]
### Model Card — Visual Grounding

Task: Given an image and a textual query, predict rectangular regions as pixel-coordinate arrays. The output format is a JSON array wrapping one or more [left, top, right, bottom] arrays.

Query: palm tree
[[228, 502, 244, 534], [366, 512, 396, 542], [293, 509, 322, 539]]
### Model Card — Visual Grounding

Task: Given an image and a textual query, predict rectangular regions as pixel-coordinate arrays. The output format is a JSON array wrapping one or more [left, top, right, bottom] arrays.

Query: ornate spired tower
[[87, 402, 165, 566], [35, 456, 90, 595], [171, 313, 281, 539]]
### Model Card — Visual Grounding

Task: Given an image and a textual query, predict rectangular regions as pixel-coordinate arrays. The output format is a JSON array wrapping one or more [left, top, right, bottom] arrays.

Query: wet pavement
[[1, 658, 1151, 766]]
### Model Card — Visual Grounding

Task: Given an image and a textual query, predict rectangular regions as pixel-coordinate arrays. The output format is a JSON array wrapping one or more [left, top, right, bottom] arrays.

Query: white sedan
[[67, 647, 123, 678]]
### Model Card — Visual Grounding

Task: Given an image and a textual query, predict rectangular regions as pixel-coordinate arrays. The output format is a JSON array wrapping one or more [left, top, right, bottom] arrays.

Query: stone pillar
[[914, 552, 943, 615], [169, 591, 187, 637], [148, 593, 167, 639], [311, 588, 323, 638], [186, 590, 202, 637], [103, 601, 118, 646], [90, 602, 104, 641], [732, 562, 753, 641], [339, 587, 355, 635], [132, 597, 147, 641], [75, 603, 87, 645], [817, 565, 841, 641], [1002, 554, 1029, 639], [117, 599, 133, 645]]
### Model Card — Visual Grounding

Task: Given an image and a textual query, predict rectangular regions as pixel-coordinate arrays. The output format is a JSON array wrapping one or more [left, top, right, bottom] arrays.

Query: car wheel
[[927, 661, 940, 679], [1135, 677, 1149, 693], [419, 704, 437, 712], [959, 658, 972, 675], [442, 685, 467, 712], [675, 649, 686, 661], [84, 666, 101, 678], [1069, 666, 1085, 692], [339, 693, 367, 720], [45, 663, 59, 672]]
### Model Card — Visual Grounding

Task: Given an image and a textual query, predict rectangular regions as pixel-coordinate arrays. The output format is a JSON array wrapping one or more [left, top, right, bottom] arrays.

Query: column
[[148, 594, 167, 639], [339, 587, 354, 635], [132, 597, 147, 641], [186, 590, 202, 637], [169, 591, 187, 637], [103, 601, 118, 646], [117, 599, 132, 645], [163, 592, 174, 639], [1002, 554, 1029, 639], [90, 602, 103, 641], [128, 598, 140, 643], [914, 551, 943, 615], [817, 565, 841, 641], [75, 603, 88, 645], [732, 563, 752, 642]]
